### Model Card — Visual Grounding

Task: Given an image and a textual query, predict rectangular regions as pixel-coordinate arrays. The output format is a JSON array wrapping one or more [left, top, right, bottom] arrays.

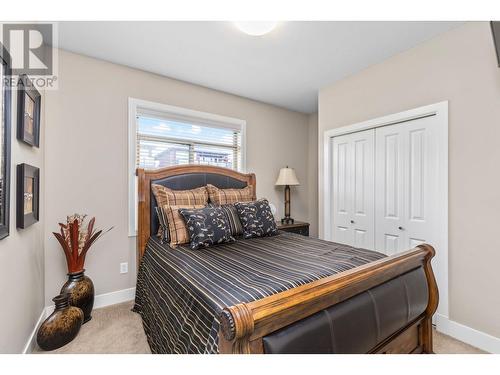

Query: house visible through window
[[129, 99, 246, 235], [136, 116, 242, 171]]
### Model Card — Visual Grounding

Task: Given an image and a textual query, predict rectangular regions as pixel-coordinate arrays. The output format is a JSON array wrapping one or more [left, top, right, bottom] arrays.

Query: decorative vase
[[60, 270, 95, 323], [36, 293, 84, 351], [52, 215, 111, 325]]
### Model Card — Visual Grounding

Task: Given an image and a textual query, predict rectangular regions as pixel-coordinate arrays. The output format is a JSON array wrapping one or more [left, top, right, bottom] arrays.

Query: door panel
[[375, 115, 439, 254], [350, 131, 375, 249], [336, 142, 349, 215], [331, 130, 374, 249], [332, 137, 351, 243], [354, 139, 367, 215], [401, 117, 439, 250], [375, 127, 405, 253], [384, 234, 400, 256], [384, 133, 401, 219], [354, 229, 367, 248], [335, 226, 350, 245], [409, 129, 425, 221]]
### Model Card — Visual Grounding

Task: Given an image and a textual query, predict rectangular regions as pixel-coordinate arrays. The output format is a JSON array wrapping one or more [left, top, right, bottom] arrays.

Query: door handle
[[398, 226, 404, 230]]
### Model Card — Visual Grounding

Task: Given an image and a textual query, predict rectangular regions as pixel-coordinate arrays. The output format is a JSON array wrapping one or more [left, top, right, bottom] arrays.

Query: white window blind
[[136, 115, 242, 171], [128, 98, 246, 236]]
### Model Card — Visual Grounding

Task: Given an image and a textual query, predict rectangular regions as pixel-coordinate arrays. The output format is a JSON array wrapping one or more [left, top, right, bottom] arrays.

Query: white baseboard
[[22, 308, 47, 354], [435, 313, 500, 354], [94, 287, 136, 309], [24, 287, 136, 354]]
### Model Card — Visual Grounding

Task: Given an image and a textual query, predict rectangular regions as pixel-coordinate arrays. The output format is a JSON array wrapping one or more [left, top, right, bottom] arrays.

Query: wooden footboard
[[218, 244, 438, 354]]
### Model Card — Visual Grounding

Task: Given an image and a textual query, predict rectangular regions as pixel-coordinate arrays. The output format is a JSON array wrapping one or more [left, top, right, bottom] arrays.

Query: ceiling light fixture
[[234, 22, 278, 36]]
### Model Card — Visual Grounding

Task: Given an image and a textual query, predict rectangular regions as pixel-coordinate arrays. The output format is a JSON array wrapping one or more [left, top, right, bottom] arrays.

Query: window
[[136, 116, 242, 171], [128, 98, 246, 235]]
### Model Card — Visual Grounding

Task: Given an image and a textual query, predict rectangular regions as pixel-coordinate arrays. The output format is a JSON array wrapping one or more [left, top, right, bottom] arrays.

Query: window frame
[[128, 98, 246, 236]]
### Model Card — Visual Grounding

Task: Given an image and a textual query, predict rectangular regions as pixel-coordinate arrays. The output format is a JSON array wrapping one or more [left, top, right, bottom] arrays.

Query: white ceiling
[[57, 21, 462, 113]]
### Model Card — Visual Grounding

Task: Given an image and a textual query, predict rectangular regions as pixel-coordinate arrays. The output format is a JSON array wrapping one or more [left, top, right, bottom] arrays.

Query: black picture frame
[[0, 46, 12, 240], [17, 74, 41, 147], [16, 163, 39, 229]]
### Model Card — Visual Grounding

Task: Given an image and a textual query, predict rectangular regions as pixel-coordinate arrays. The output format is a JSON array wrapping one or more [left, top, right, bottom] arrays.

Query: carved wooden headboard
[[136, 165, 256, 263]]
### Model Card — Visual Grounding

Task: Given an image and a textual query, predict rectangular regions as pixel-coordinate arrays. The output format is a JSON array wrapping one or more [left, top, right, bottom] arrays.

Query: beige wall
[[0, 88, 45, 353], [44, 50, 312, 306], [307, 113, 318, 237], [318, 22, 500, 338]]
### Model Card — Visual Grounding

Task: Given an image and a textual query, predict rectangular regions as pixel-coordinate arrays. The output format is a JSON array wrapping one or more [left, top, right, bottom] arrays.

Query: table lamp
[[275, 166, 300, 224]]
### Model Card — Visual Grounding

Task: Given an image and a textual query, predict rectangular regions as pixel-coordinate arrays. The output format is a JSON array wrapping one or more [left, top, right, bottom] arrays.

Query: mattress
[[133, 231, 385, 354]]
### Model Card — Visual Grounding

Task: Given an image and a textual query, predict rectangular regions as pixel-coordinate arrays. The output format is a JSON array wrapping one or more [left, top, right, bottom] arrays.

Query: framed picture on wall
[[17, 164, 40, 229], [0, 46, 12, 240], [17, 74, 41, 147]]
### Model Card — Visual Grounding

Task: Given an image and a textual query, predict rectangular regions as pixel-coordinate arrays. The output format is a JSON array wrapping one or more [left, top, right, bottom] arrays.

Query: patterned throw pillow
[[206, 184, 254, 205], [219, 204, 243, 237], [155, 206, 170, 243], [151, 185, 208, 239], [234, 199, 278, 239], [178, 206, 235, 250], [151, 185, 208, 207], [163, 204, 205, 247]]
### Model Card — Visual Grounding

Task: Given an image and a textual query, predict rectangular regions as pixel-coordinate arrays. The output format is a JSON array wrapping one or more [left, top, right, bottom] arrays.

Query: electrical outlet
[[120, 262, 128, 274]]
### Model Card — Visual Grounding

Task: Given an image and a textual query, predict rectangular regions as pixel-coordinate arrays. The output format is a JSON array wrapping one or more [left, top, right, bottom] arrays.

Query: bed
[[134, 165, 438, 354]]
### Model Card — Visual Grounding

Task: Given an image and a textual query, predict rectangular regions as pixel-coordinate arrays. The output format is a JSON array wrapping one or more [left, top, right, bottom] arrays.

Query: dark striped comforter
[[133, 232, 385, 354]]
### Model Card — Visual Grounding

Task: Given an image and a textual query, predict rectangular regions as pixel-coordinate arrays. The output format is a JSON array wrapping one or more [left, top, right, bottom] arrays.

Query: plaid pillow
[[151, 184, 208, 207], [163, 204, 205, 247], [219, 204, 243, 237], [206, 184, 254, 205], [155, 206, 170, 243]]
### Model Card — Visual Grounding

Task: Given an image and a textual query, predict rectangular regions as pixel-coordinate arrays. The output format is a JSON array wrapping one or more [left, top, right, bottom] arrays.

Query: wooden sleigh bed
[[136, 165, 438, 354]]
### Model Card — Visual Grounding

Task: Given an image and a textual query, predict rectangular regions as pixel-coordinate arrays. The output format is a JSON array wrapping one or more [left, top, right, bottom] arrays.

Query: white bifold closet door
[[374, 116, 440, 255], [331, 115, 440, 256], [331, 129, 375, 250]]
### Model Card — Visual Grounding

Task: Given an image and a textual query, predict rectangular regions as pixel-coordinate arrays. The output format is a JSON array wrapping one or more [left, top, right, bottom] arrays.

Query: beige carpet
[[34, 301, 151, 354], [34, 301, 486, 354]]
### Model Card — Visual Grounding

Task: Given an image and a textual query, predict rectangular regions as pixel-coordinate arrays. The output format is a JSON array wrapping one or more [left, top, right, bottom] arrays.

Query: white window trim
[[128, 97, 247, 237]]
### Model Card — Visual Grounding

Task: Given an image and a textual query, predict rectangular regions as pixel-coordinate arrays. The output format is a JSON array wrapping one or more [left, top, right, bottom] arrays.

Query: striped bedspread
[[133, 232, 385, 354]]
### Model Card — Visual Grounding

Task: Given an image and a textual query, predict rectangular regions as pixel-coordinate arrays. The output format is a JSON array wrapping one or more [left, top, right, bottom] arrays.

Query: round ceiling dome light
[[234, 22, 278, 36]]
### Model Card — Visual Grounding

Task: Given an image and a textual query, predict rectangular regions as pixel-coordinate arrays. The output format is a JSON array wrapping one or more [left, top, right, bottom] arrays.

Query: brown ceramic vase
[[36, 293, 84, 351], [60, 270, 95, 323]]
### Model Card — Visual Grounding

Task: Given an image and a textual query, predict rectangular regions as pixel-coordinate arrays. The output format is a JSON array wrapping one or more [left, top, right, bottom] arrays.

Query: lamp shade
[[275, 167, 300, 186]]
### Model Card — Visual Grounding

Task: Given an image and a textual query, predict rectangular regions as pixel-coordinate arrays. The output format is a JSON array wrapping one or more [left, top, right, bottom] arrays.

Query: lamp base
[[281, 217, 295, 225]]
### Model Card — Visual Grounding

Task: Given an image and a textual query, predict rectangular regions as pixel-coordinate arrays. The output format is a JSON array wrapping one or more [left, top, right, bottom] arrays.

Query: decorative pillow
[[155, 206, 170, 243], [163, 204, 205, 247], [151, 184, 208, 207], [178, 206, 235, 250], [219, 204, 243, 237], [206, 184, 254, 205], [234, 199, 278, 239]]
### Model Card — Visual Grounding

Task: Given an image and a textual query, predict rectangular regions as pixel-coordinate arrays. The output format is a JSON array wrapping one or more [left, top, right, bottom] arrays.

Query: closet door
[[375, 116, 439, 255], [374, 125, 405, 255], [331, 135, 352, 245], [331, 129, 375, 249]]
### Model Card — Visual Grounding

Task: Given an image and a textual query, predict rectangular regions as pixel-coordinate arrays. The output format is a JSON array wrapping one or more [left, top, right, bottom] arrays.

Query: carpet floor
[[34, 301, 486, 354]]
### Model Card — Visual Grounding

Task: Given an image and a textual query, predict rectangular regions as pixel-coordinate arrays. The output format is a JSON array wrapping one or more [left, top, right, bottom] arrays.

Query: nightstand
[[276, 221, 310, 237]]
